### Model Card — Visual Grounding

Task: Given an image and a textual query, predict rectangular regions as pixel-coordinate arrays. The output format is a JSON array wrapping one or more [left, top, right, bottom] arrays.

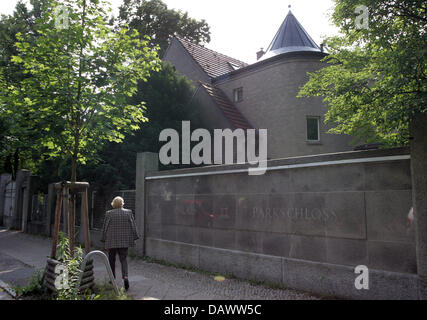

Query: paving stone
[[0, 227, 319, 300]]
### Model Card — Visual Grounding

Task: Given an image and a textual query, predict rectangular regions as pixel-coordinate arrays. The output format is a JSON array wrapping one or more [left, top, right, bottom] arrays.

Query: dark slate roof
[[175, 36, 249, 79], [260, 10, 321, 60], [200, 82, 253, 130]]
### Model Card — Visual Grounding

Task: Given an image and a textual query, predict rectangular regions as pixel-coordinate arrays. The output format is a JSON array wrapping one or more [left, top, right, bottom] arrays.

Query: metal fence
[[30, 194, 47, 222], [3, 181, 15, 224], [113, 190, 136, 214], [2, 181, 136, 233]]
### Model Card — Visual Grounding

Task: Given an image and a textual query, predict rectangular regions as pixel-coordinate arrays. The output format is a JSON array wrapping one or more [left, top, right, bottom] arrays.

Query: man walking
[[101, 196, 139, 291]]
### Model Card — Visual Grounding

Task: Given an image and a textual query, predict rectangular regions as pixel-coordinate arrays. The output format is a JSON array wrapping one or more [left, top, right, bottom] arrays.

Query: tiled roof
[[175, 36, 248, 79], [200, 82, 253, 130]]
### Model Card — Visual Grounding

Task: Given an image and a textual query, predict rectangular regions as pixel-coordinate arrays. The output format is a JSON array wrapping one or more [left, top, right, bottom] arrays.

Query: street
[[0, 228, 319, 300]]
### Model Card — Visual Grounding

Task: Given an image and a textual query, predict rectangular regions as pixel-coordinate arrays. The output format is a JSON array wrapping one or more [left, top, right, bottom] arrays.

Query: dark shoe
[[124, 278, 129, 291]]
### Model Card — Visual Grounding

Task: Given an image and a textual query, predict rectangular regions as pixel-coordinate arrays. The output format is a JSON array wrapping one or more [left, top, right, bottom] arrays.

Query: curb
[[0, 279, 17, 299]]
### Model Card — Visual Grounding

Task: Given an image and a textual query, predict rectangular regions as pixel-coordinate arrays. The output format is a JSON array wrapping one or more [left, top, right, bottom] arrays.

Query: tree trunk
[[69, 190, 75, 257], [70, 150, 78, 256], [13, 149, 19, 179], [71, 155, 77, 183]]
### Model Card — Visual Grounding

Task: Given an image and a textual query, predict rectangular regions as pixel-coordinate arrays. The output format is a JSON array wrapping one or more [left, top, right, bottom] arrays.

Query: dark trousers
[[108, 248, 128, 279]]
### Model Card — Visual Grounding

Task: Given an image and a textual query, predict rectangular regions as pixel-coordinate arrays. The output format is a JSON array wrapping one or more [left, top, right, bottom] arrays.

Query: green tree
[[76, 61, 201, 191], [34, 62, 200, 219], [0, 0, 50, 175], [298, 0, 426, 146], [117, 0, 211, 55], [7, 0, 160, 182]]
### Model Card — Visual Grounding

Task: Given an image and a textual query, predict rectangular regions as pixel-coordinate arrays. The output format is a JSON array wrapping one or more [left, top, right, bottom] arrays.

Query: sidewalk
[[0, 228, 319, 300]]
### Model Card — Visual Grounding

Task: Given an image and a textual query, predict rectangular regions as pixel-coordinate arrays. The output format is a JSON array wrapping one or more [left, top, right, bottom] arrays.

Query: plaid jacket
[[101, 208, 139, 249]]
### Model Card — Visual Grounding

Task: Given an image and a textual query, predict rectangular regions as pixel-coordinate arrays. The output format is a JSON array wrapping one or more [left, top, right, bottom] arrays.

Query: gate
[[3, 180, 16, 227]]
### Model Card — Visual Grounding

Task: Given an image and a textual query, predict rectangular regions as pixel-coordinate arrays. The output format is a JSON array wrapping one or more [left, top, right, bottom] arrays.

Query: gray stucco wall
[[193, 87, 233, 130], [140, 147, 421, 299], [163, 38, 211, 86], [164, 43, 354, 159], [215, 54, 354, 159]]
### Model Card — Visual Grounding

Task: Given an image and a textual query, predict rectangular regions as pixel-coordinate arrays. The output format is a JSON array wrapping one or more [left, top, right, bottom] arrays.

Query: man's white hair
[[111, 196, 124, 209]]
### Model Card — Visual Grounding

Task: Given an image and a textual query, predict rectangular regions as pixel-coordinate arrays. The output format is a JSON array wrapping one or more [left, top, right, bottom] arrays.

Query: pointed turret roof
[[260, 10, 321, 60]]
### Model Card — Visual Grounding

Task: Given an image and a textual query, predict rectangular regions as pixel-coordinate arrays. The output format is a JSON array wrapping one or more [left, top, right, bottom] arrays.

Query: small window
[[306, 116, 320, 142], [233, 88, 243, 103]]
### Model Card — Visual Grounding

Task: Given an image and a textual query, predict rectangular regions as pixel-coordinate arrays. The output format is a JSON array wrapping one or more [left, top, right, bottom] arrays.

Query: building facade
[[163, 11, 353, 159]]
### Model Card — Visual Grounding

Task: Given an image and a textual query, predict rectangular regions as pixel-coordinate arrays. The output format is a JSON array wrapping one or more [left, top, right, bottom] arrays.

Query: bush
[[14, 269, 47, 298]]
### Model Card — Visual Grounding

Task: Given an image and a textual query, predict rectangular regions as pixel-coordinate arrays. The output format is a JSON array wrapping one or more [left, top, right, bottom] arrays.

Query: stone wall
[[137, 147, 424, 299]]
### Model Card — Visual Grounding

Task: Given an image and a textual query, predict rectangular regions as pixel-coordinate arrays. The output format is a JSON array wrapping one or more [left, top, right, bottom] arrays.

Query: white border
[[145, 154, 410, 180]]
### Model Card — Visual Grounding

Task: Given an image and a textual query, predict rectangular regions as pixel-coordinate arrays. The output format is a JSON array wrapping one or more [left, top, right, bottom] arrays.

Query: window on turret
[[306, 116, 320, 142], [233, 88, 243, 103]]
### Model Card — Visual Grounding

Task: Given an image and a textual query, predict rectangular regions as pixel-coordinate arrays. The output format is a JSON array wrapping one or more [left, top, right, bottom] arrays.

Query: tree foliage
[[117, 0, 211, 55], [6, 0, 161, 181], [299, 0, 426, 146], [1, 0, 205, 195], [0, 0, 50, 174], [70, 62, 200, 191]]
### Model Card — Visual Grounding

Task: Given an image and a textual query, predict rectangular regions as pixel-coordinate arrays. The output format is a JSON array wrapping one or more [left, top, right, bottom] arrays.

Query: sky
[[0, 0, 339, 63]]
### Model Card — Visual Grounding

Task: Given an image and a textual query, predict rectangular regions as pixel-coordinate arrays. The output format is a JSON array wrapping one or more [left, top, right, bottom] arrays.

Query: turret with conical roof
[[260, 10, 321, 61]]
